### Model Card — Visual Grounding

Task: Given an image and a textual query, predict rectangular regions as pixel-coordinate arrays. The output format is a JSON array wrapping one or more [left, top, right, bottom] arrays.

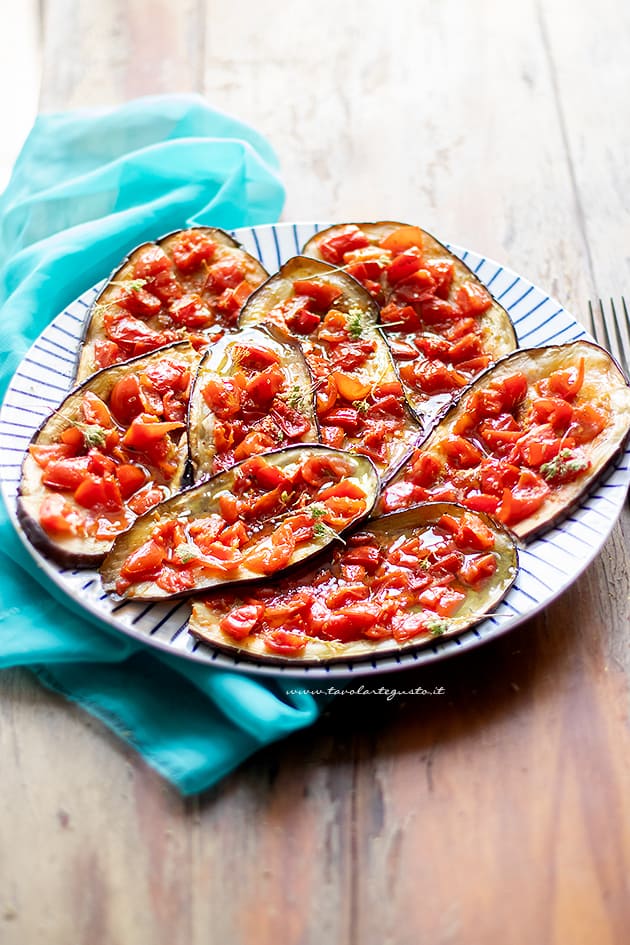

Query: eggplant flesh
[[303, 222, 517, 426], [238, 255, 379, 332], [188, 325, 319, 480], [188, 501, 518, 665], [17, 343, 201, 568], [100, 445, 380, 600], [76, 227, 269, 382], [378, 341, 630, 540]]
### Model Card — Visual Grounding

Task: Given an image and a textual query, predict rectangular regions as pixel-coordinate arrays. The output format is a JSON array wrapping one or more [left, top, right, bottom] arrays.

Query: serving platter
[[1, 222, 628, 679]]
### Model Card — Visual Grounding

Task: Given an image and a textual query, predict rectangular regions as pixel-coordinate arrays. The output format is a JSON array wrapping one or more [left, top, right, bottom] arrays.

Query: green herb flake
[[175, 543, 200, 564], [287, 384, 305, 411], [355, 399, 369, 415], [540, 448, 589, 483], [428, 620, 449, 637], [280, 490, 292, 505], [82, 425, 108, 449], [347, 306, 364, 339], [313, 520, 346, 545]]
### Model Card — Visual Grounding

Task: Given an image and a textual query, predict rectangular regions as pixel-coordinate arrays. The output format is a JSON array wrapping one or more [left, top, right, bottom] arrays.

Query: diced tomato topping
[[408, 452, 441, 487], [94, 340, 122, 369], [109, 375, 145, 426], [442, 435, 483, 468], [134, 246, 172, 280], [455, 282, 492, 316], [418, 586, 465, 617], [292, 279, 342, 310], [116, 463, 147, 499], [569, 404, 606, 444], [331, 372, 372, 402], [202, 379, 242, 418], [300, 453, 354, 487], [379, 225, 425, 255], [233, 430, 277, 461], [531, 397, 574, 431], [122, 417, 184, 450], [321, 406, 362, 432], [30, 443, 78, 468], [231, 344, 280, 371], [205, 258, 245, 292], [318, 226, 370, 264], [458, 553, 497, 587], [120, 539, 165, 581], [271, 400, 311, 439], [245, 366, 285, 405], [386, 249, 423, 284], [537, 358, 585, 400], [497, 469, 550, 526], [127, 485, 164, 515], [74, 474, 123, 511], [118, 286, 162, 318], [171, 232, 216, 271], [169, 294, 212, 329], [427, 260, 455, 299], [39, 495, 84, 535], [453, 512, 496, 552], [220, 604, 265, 641], [244, 522, 296, 575], [263, 628, 308, 655], [341, 545, 381, 572], [240, 456, 288, 490], [285, 299, 321, 335], [42, 456, 91, 490]]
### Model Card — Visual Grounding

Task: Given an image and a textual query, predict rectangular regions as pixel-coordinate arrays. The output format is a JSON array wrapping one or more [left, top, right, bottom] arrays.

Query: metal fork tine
[[587, 298, 630, 380], [598, 299, 617, 360]]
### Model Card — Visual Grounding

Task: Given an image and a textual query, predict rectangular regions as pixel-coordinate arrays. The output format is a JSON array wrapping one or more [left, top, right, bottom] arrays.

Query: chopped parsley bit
[[347, 306, 364, 339], [355, 399, 369, 415], [428, 620, 449, 636], [310, 504, 327, 520], [280, 490, 292, 504], [175, 543, 200, 564], [287, 384, 305, 411], [57, 412, 107, 449], [82, 426, 108, 449], [313, 520, 346, 545], [419, 558, 430, 571], [540, 448, 589, 482], [109, 278, 148, 293]]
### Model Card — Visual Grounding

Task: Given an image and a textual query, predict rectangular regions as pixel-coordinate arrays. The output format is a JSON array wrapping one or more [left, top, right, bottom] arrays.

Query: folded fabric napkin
[[0, 94, 321, 795]]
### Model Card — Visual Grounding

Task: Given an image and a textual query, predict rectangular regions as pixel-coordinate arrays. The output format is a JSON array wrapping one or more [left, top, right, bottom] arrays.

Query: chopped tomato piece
[[202, 378, 242, 418], [169, 294, 212, 329], [320, 425, 345, 448], [455, 282, 492, 316], [292, 279, 342, 310], [321, 406, 362, 432], [81, 392, 114, 428], [462, 492, 500, 515], [386, 249, 423, 284], [300, 453, 354, 487], [74, 474, 123, 511], [408, 452, 441, 487], [231, 344, 280, 370], [315, 480, 366, 502], [531, 397, 573, 431], [39, 495, 84, 535], [418, 586, 465, 617], [379, 225, 425, 255], [118, 286, 162, 317], [245, 366, 285, 405], [263, 628, 308, 655], [538, 358, 585, 400], [122, 417, 184, 450], [233, 430, 277, 461], [133, 246, 172, 280], [442, 435, 483, 468], [127, 485, 164, 515], [341, 545, 381, 572], [109, 375, 145, 426], [331, 372, 372, 402], [569, 404, 607, 444], [458, 553, 497, 587], [30, 443, 77, 468], [205, 258, 245, 292], [427, 260, 455, 299], [120, 539, 165, 583], [244, 523, 296, 575], [271, 400, 311, 440], [453, 513, 496, 552], [318, 226, 370, 264], [42, 456, 91, 490], [284, 298, 321, 335], [240, 456, 288, 490], [220, 604, 265, 641], [380, 481, 424, 512], [116, 463, 147, 499], [392, 612, 432, 642], [497, 469, 550, 526], [94, 340, 122, 369], [171, 232, 216, 271]]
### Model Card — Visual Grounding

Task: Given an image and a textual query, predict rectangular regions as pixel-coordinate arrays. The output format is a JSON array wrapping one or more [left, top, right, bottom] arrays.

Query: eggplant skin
[[378, 340, 630, 541], [100, 445, 380, 601], [187, 324, 320, 480], [238, 255, 379, 330], [17, 342, 201, 568], [188, 501, 518, 666], [75, 226, 269, 382]]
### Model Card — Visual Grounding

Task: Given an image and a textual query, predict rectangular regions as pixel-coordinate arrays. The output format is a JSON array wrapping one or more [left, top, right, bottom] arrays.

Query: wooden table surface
[[2, 1, 629, 943]]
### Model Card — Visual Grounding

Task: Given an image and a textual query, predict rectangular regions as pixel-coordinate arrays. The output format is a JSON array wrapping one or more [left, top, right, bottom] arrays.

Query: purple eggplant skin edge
[[237, 255, 423, 485], [16, 341, 198, 570], [73, 225, 269, 383], [374, 339, 630, 544], [99, 443, 381, 602], [188, 500, 519, 668], [186, 323, 322, 485]]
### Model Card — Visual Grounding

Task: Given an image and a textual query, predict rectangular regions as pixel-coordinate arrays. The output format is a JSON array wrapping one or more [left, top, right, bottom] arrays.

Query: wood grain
[[1, 1, 629, 943]]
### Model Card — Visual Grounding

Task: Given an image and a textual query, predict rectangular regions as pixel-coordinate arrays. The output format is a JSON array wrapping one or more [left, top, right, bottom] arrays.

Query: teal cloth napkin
[[0, 94, 321, 795]]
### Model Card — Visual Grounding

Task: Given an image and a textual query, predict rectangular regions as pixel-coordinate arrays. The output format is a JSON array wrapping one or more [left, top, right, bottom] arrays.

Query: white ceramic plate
[[1, 222, 628, 679]]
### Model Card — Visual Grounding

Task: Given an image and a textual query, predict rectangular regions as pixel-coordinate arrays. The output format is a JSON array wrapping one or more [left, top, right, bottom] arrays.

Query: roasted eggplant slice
[[17, 343, 202, 567], [378, 341, 630, 539], [239, 256, 421, 479], [188, 501, 518, 664], [76, 227, 269, 381], [100, 446, 379, 600], [188, 325, 319, 479], [303, 222, 517, 426]]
